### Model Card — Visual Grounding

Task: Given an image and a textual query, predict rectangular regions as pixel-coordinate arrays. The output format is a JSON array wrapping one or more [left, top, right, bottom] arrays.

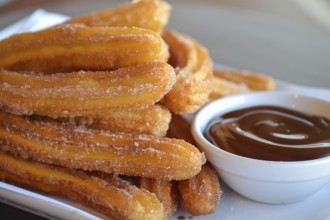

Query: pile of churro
[[0, 0, 275, 219]]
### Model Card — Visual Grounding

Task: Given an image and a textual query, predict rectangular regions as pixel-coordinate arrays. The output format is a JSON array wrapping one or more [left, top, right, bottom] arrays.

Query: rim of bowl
[[192, 91, 330, 169]]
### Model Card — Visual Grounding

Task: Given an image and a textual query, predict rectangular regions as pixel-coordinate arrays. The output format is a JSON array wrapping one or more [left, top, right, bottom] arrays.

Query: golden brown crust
[[63, 0, 171, 32], [68, 105, 171, 137], [0, 24, 169, 73], [166, 113, 196, 145], [178, 164, 222, 216], [0, 151, 167, 220], [0, 61, 176, 117], [167, 115, 222, 216], [162, 30, 213, 114], [210, 68, 276, 100], [0, 110, 205, 180], [213, 69, 275, 91], [136, 177, 178, 217], [0, 1, 233, 217], [209, 75, 250, 100]]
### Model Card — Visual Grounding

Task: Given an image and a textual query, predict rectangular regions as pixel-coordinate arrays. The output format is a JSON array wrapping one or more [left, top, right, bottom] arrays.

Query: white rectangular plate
[[1, 76, 330, 220]]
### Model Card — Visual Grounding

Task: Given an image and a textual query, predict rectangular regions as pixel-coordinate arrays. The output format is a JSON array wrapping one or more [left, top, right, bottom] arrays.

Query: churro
[[0, 61, 175, 117], [167, 114, 222, 215], [209, 68, 276, 100], [0, 24, 169, 73], [0, 151, 166, 220], [0, 0, 233, 217], [69, 105, 171, 137], [136, 177, 178, 217], [63, 0, 171, 32], [162, 30, 213, 114], [0, 110, 205, 180], [166, 113, 196, 145], [209, 75, 250, 100], [213, 68, 275, 93], [178, 164, 222, 216]]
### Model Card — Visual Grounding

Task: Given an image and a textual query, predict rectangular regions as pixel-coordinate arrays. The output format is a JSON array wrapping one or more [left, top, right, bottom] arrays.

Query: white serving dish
[[1, 5, 330, 219], [192, 91, 330, 204]]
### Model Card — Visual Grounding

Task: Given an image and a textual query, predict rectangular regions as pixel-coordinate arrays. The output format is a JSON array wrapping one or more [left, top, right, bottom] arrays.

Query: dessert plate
[[1, 146, 330, 220], [1, 6, 330, 220], [1, 70, 330, 220]]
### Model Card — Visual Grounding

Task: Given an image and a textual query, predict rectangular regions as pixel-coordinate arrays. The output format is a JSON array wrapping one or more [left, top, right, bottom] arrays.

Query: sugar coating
[[0, 61, 175, 117], [0, 110, 205, 180]]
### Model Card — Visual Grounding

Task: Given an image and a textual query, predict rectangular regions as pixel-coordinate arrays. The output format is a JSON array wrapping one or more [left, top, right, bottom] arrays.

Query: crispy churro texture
[[210, 68, 276, 100], [213, 69, 275, 91], [63, 0, 171, 32], [0, 0, 229, 218], [209, 76, 250, 100], [0, 111, 205, 180], [0, 152, 167, 220], [136, 177, 178, 217], [0, 0, 278, 217], [0, 61, 176, 117], [69, 105, 172, 137], [0, 24, 169, 73], [162, 30, 213, 114], [167, 115, 222, 216], [178, 164, 222, 216]]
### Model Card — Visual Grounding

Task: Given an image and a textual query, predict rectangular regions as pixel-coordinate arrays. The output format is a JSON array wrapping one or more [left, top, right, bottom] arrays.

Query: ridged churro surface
[[0, 61, 175, 117], [137, 177, 178, 217], [167, 114, 222, 216], [0, 24, 169, 73], [213, 69, 275, 91], [210, 76, 250, 100], [0, 111, 205, 180], [162, 30, 213, 114], [0, 0, 280, 217], [210, 68, 275, 100], [0, 152, 166, 220], [64, 0, 171, 32], [69, 105, 171, 137], [178, 164, 222, 216]]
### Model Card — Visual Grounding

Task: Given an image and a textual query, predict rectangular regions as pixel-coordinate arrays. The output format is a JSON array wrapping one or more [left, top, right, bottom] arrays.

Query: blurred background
[[1, 0, 330, 36]]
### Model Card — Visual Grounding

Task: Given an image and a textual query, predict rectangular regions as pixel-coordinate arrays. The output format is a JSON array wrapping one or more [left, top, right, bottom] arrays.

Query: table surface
[[1, 1, 330, 219]]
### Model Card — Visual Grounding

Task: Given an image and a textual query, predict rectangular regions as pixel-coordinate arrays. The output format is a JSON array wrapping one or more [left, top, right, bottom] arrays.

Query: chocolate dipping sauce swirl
[[205, 105, 330, 161]]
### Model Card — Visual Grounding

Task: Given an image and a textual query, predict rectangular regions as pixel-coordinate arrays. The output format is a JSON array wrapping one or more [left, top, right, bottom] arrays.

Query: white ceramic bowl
[[191, 91, 330, 204]]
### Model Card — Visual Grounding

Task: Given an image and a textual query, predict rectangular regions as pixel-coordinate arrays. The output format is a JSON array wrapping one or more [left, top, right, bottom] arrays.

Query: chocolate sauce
[[205, 105, 330, 161]]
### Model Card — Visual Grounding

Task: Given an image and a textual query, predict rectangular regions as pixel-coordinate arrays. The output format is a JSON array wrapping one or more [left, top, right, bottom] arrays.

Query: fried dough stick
[[0, 24, 169, 73], [178, 164, 221, 216], [136, 177, 178, 217], [162, 30, 213, 114], [63, 0, 171, 32], [0, 61, 175, 117], [166, 113, 196, 145], [213, 69, 275, 91], [209, 76, 250, 100], [167, 114, 222, 216], [68, 105, 171, 137], [210, 68, 275, 100], [0, 111, 205, 180], [0, 151, 166, 220]]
